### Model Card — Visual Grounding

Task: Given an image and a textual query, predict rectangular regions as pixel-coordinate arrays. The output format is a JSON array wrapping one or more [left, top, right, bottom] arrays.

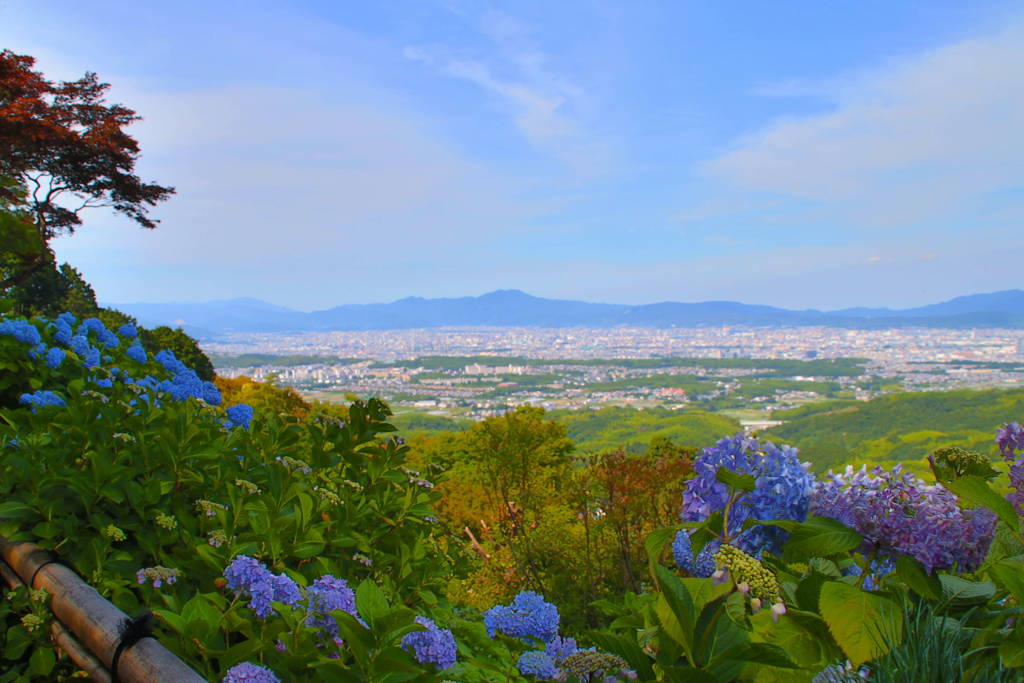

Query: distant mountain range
[[107, 289, 1024, 338]]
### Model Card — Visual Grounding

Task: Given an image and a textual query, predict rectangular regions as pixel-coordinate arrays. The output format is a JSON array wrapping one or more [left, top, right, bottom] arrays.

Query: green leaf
[[586, 631, 656, 682], [355, 579, 389, 626], [999, 638, 1024, 668], [938, 574, 996, 606], [945, 476, 1019, 532], [28, 644, 55, 675], [654, 564, 697, 659], [986, 560, 1024, 604], [782, 515, 862, 563], [895, 555, 942, 601], [645, 526, 681, 582], [0, 500, 35, 520], [818, 581, 903, 666], [716, 467, 756, 492]]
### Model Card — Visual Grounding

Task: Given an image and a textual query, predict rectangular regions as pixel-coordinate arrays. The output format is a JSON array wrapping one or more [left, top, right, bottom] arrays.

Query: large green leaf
[[945, 475, 1019, 532], [986, 559, 1024, 604], [938, 574, 996, 606], [655, 564, 697, 660], [716, 466, 756, 492], [818, 581, 903, 666], [782, 515, 862, 563], [895, 555, 942, 601]]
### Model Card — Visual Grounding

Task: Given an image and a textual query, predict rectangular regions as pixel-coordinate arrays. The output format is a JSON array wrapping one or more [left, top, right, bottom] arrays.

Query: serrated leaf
[[945, 476, 1019, 532], [818, 581, 902, 666], [938, 574, 996, 606], [783, 515, 862, 562], [895, 555, 942, 601], [716, 466, 756, 492]]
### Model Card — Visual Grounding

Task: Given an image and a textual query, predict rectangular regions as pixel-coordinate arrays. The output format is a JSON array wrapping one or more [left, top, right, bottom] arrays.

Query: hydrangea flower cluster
[[997, 423, 1024, 514], [400, 616, 457, 670], [223, 555, 302, 619], [0, 319, 41, 346], [558, 651, 636, 682], [136, 566, 179, 588], [18, 390, 67, 412], [811, 464, 996, 573], [485, 591, 560, 643], [225, 404, 255, 430], [712, 544, 786, 619], [674, 433, 813, 573], [222, 662, 280, 683], [306, 574, 364, 636]]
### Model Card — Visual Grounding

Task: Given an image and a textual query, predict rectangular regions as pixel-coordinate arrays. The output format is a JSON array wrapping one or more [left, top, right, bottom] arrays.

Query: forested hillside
[[766, 388, 1024, 470]]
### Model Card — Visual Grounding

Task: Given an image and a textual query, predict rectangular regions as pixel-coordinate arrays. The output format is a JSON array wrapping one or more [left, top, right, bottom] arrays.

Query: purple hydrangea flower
[[811, 464, 996, 573], [671, 531, 720, 578], [400, 616, 457, 670], [545, 635, 578, 664], [484, 591, 560, 643], [998, 423, 1024, 514], [222, 662, 280, 683], [306, 575, 362, 636], [681, 433, 814, 558], [223, 555, 300, 619]]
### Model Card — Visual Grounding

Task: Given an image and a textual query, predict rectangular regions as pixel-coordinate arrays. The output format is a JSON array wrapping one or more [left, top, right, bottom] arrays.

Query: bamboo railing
[[0, 538, 205, 682]]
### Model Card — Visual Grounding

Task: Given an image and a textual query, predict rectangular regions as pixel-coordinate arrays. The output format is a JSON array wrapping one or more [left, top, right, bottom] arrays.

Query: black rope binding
[[29, 558, 60, 588], [110, 610, 156, 683]]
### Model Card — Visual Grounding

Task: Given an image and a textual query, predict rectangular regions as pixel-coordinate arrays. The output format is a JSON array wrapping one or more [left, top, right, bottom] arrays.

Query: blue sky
[[2, 1, 1023, 310]]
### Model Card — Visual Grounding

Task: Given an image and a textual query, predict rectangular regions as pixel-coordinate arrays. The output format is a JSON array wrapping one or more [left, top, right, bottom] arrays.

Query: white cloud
[[704, 20, 1024, 225], [403, 9, 609, 175]]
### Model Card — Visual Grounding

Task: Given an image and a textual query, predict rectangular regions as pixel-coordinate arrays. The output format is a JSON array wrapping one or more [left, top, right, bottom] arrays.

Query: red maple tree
[[0, 50, 174, 288]]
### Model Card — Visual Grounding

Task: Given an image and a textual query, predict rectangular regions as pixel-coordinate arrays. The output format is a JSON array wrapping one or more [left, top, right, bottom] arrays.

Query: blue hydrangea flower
[[56, 312, 77, 327], [117, 322, 138, 339], [19, 390, 67, 412], [27, 342, 47, 359], [126, 341, 147, 363], [518, 650, 559, 680], [400, 616, 457, 670], [69, 334, 91, 357], [681, 433, 813, 558], [202, 381, 222, 406], [672, 531, 719, 578], [226, 404, 254, 430], [155, 349, 187, 374], [83, 346, 101, 369], [94, 378, 114, 389], [0, 319, 41, 346], [222, 662, 280, 683], [484, 591, 560, 643], [306, 574, 363, 636], [545, 635, 577, 664], [45, 347, 65, 369], [53, 320, 72, 345]]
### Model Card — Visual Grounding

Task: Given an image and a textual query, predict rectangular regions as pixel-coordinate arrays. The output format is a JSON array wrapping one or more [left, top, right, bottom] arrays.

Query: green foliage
[[766, 388, 1024, 469], [554, 405, 741, 453]]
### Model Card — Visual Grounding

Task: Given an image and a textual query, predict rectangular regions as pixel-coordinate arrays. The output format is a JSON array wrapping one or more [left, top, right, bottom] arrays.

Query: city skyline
[[2, 1, 1023, 309]]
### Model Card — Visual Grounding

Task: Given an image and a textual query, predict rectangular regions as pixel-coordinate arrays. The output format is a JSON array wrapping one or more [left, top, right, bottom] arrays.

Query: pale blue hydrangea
[[222, 662, 280, 683], [400, 616, 457, 670], [484, 591, 560, 643]]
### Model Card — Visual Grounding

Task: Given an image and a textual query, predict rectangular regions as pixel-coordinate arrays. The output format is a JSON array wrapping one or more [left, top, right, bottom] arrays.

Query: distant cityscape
[[208, 326, 1024, 422]]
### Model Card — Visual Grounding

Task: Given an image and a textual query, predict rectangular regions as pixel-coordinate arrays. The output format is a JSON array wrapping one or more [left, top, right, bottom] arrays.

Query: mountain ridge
[[107, 288, 1024, 336]]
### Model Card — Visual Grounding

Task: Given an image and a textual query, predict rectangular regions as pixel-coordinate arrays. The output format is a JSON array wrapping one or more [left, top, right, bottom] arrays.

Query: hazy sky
[[3, 1, 1023, 310]]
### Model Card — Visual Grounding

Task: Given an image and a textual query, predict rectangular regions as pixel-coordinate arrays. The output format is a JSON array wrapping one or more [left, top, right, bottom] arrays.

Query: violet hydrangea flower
[[400, 616, 457, 670], [222, 662, 280, 683], [306, 575, 363, 636], [811, 464, 995, 574]]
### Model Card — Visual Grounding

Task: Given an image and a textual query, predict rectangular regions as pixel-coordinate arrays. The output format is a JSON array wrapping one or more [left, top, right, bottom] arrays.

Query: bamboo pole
[[0, 538, 205, 683], [0, 556, 112, 682]]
